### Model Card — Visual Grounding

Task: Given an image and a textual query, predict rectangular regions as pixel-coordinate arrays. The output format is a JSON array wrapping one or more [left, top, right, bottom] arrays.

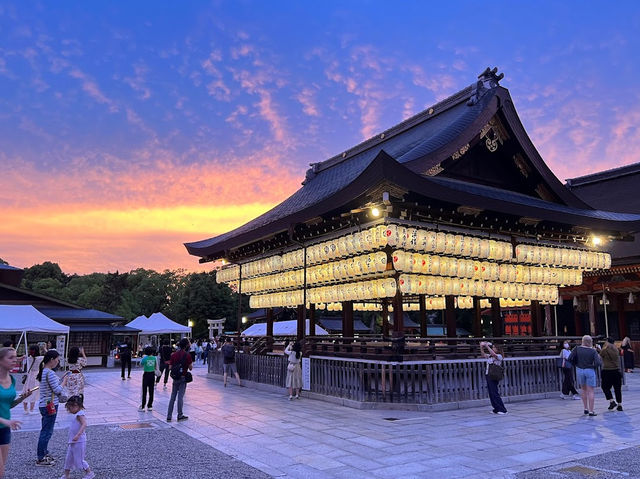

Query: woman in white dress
[[285, 341, 302, 400], [23, 345, 43, 414]]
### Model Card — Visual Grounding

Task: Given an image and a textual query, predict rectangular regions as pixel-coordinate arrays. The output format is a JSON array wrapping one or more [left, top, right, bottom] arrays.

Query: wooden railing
[[208, 350, 621, 405]]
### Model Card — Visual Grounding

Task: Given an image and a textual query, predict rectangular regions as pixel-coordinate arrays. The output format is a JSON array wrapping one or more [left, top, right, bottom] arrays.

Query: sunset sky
[[1, 2, 640, 275]]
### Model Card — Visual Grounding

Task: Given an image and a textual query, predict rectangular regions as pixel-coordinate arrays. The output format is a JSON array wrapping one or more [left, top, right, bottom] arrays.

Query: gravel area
[[5, 422, 273, 479], [515, 446, 640, 478]]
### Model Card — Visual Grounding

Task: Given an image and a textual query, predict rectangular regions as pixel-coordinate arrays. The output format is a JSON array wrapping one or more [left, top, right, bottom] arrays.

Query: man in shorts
[[221, 338, 242, 387]]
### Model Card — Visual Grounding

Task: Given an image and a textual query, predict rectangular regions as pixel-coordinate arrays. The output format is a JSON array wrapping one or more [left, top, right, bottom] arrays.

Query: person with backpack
[[155, 339, 173, 389], [559, 340, 580, 400], [480, 341, 507, 415], [166, 338, 192, 422], [117, 337, 132, 381], [568, 335, 603, 416], [221, 338, 241, 387]]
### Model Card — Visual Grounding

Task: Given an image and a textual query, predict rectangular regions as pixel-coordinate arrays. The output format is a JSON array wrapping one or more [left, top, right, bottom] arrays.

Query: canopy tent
[[242, 319, 329, 336], [0, 305, 70, 365], [125, 313, 191, 335]]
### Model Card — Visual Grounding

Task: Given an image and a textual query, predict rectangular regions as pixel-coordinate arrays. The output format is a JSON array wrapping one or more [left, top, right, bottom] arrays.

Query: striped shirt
[[38, 368, 63, 408]]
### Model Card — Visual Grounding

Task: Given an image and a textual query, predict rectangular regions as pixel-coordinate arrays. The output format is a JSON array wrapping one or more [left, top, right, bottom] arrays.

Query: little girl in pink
[[59, 396, 95, 479]]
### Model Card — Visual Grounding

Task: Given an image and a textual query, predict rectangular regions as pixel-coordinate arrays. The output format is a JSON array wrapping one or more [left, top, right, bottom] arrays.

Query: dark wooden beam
[[382, 301, 390, 337], [419, 294, 427, 338], [392, 291, 404, 336], [297, 305, 305, 341], [573, 307, 583, 337], [490, 298, 503, 337], [266, 308, 274, 338], [445, 295, 457, 338], [472, 297, 482, 337], [342, 301, 354, 338], [309, 304, 316, 336], [617, 294, 627, 340], [530, 300, 542, 337]]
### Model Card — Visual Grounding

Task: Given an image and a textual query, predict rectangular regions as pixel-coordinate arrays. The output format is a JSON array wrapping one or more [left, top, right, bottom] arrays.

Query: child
[[60, 395, 94, 479], [139, 346, 160, 412]]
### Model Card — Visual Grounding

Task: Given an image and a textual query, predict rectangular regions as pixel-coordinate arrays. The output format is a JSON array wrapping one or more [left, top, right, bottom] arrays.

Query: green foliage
[[19, 262, 245, 331]]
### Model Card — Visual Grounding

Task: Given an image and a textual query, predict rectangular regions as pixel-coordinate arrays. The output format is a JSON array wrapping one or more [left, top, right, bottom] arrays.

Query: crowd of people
[[482, 335, 634, 417]]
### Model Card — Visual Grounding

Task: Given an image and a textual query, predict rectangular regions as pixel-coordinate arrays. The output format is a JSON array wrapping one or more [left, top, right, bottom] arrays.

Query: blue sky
[[1, 1, 639, 273]]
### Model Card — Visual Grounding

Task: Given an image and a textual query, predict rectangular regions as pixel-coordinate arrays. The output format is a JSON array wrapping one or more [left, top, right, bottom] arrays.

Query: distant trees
[[20, 262, 245, 337]]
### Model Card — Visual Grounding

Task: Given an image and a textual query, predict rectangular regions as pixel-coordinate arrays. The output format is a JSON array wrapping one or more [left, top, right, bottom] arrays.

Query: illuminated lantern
[[443, 233, 454, 255], [385, 225, 398, 247], [470, 237, 481, 258], [434, 277, 444, 295], [439, 256, 450, 276], [479, 239, 490, 258], [472, 261, 482, 280], [383, 278, 397, 297], [407, 228, 418, 250], [462, 236, 473, 257], [425, 276, 436, 295], [395, 226, 406, 249], [453, 235, 463, 255], [373, 225, 384, 248], [392, 250, 405, 272], [435, 232, 446, 253], [425, 231, 437, 252], [374, 251, 387, 272], [417, 229, 428, 252]]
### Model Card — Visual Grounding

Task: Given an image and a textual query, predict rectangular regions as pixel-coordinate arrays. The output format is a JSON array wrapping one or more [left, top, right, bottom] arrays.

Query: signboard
[[302, 357, 311, 391], [56, 335, 66, 367]]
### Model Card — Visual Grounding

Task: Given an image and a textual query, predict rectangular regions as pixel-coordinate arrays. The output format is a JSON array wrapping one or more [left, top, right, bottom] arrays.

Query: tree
[[21, 262, 67, 289]]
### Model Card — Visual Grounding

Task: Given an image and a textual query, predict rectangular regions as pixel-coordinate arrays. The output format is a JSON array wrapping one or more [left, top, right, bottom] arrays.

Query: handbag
[[184, 371, 193, 383], [487, 362, 504, 382], [45, 392, 56, 415]]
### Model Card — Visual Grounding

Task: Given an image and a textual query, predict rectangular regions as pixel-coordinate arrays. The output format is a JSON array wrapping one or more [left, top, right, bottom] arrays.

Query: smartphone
[[29, 386, 39, 392]]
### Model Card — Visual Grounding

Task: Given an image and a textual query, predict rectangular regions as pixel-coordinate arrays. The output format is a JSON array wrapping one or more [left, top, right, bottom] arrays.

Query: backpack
[[170, 351, 186, 380]]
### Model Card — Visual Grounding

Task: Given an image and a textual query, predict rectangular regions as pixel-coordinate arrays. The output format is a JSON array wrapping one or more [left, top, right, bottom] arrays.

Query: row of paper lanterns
[[515, 244, 610, 269], [316, 297, 536, 312], [249, 290, 304, 309], [392, 250, 582, 286], [238, 252, 391, 294], [398, 274, 559, 303]]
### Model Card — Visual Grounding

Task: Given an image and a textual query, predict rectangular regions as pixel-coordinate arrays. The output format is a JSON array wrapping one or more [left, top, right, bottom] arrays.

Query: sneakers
[[496, 411, 508, 415], [177, 415, 188, 421], [36, 457, 55, 466], [608, 401, 617, 410], [147, 407, 153, 411], [617, 405, 623, 411], [288, 395, 293, 401], [571, 394, 581, 400], [559, 394, 567, 400], [84, 471, 96, 479], [584, 409, 589, 415], [166, 417, 172, 422], [121, 377, 125, 381], [295, 395, 300, 400], [138, 406, 145, 411], [589, 411, 598, 416]]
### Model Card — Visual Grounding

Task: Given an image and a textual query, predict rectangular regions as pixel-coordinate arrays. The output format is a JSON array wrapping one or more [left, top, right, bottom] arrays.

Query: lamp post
[[602, 284, 609, 338]]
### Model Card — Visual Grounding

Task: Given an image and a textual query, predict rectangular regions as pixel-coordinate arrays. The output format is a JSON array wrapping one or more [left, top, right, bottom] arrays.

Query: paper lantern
[[435, 232, 446, 253], [383, 278, 397, 297], [407, 228, 418, 250], [479, 239, 490, 258], [425, 231, 437, 252]]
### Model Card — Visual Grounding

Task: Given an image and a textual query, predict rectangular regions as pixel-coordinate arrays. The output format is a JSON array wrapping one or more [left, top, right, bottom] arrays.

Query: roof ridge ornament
[[467, 67, 504, 106]]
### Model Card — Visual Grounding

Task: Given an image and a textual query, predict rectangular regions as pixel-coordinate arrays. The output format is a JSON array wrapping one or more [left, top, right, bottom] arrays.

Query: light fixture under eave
[[242, 316, 248, 324], [573, 296, 579, 307], [629, 292, 635, 304], [371, 207, 381, 217], [591, 235, 603, 246]]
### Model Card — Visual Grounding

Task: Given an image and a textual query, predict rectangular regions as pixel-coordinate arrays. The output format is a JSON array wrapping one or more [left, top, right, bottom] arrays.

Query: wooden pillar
[[472, 297, 482, 338], [419, 294, 427, 338], [392, 291, 404, 336], [382, 301, 390, 337], [309, 304, 316, 336], [530, 300, 542, 337], [445, 295, 457, 338], [342, 301, 354, 338], [588, 294, 597, 336], [490, 298, 502, 337], [266, 308, 274, 338], [573, 307, 583, 337], [296, 304, 305, 341], [617, 294, 628, 339], [236, 265, 243, 342]]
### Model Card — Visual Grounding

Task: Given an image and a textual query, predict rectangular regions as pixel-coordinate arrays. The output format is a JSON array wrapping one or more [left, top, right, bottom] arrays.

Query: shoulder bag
[[487, 361, 504, 382]]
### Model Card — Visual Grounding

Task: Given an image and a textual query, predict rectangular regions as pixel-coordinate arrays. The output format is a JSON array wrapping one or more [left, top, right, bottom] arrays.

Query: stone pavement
[[9, 363, 640, 478]]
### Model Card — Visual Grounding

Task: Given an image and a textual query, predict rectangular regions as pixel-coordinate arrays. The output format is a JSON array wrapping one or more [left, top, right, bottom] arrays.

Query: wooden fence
[[209, 351, 622, 405]]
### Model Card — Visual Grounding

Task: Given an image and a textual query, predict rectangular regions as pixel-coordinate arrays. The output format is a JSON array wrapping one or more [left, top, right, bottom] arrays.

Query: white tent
[[242, 319, 329, 336], [125, 313, 191, 335], [0, 305, 70, 362]]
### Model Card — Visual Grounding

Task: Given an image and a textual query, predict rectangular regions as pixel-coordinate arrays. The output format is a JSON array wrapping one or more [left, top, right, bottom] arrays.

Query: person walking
[[59, 395, 95, 479], [37, 349, 65, 466], [63, 347, 87, 401], [599, 337, 623, 412], [621, 337, 634, 373], [23, 345, 43, 414], [166, 338, 193, 422], [285, 341, 303, 400], [156, 339, 172, 389], [559, 340, 580, 400], [480, 341, 507, 415], [118, 337, 132, 380], [221, 338, 242, 387], [568, 335, 602, 416], [139, 346, 160, 412], [1, 347, 32, 478]]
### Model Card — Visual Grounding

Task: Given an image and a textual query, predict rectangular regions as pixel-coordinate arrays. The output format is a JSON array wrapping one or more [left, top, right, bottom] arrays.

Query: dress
[[24, 355, 43, 405], [285, 348, 302, 389], [65, 358, 87, 398], [64, 410, 89, 471], [622, 344, 634, 370]]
